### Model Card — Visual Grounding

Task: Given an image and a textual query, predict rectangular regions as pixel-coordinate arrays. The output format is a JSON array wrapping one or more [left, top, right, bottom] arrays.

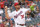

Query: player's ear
[[14, 6, 16, 8]]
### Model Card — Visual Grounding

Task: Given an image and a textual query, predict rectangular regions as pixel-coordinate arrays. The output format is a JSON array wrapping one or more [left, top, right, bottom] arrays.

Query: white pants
[[15, 23, 26, 27]]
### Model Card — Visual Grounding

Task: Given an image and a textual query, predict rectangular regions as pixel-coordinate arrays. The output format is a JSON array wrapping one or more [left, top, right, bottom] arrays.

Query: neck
[[16, 9, 19, 11]]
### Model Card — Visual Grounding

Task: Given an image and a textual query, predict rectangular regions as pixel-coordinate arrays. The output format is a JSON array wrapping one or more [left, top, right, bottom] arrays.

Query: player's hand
[[5, 6, 8, 10]]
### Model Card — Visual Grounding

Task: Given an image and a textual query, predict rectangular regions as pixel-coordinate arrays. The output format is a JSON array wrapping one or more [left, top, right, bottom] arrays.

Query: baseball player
[[5, 2, 30, 27]]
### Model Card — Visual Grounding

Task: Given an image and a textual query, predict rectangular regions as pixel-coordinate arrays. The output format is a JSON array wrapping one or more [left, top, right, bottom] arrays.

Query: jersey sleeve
[[23, 8, 30, 13], [8, 11, 15, 18], [7, 9, 11, 13]]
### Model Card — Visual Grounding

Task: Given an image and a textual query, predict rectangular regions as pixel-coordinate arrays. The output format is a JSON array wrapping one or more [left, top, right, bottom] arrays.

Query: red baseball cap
[[14, 2, 19, 6]]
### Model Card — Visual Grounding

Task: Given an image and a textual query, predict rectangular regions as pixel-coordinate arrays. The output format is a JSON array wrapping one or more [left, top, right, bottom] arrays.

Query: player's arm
[[25, 8, 31, 14], [5, 6, 10, 19]]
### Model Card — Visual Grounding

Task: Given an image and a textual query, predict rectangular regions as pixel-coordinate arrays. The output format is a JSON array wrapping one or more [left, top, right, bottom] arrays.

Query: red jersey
[[0, 1, 5, 8]]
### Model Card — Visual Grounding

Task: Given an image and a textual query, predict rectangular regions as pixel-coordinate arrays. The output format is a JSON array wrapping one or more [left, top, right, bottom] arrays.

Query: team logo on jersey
[[14, 11, 23, 18]]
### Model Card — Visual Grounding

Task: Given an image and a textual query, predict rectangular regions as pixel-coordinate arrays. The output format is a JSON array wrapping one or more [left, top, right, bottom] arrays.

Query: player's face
[[15, 4, 20, 9]]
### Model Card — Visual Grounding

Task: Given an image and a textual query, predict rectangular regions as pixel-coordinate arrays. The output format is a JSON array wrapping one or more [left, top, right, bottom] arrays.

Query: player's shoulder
[[20, 8, 26, 10], [20, 8, 30, 10], [11, 10, 16, 14]]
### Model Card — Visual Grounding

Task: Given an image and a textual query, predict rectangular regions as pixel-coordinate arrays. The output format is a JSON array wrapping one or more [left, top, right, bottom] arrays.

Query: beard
[[17, 7, 20, 9]]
